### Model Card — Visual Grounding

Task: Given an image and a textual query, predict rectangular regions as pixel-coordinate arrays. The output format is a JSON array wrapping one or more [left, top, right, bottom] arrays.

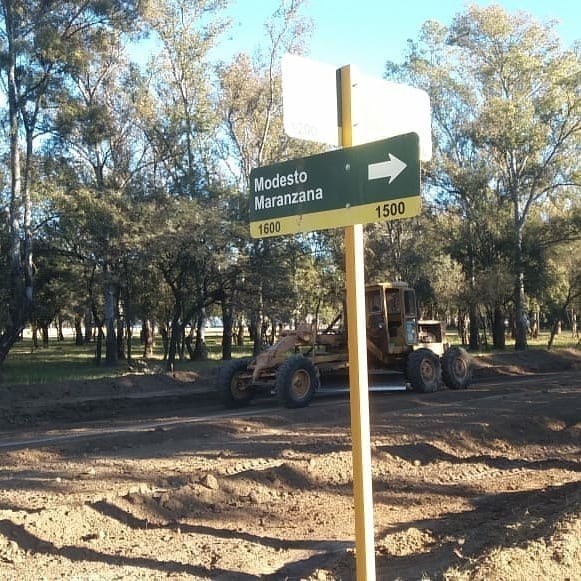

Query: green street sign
[[249, 132, 421, 238]]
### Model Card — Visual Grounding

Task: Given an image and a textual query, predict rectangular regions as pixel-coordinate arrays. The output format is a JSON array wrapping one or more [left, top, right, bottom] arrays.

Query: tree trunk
[[23, 124, 35, 350], [468, 252, 479, 351], [221, 300, 234, 360], [236, 319, 245, 346], [469, 303, 480, 351], [116, 316, 125, 360], [84, 307, 94, 343], [192, 317, 207, 360], [178, 326, 186, 360], [457, 312, 468, 345], [160, 323, 169, 360], [56, 316, 64, 341], [166, 292, 183, 371], [74, 314, 84, 346], [95, 325, 104, 365], [514, 271, 528, 351], [141, 320, 154, 358], [547, 319, 560, 350], [40, 322, 50, 348], [492, 305, 506, 350], [0, 6, 26, 366], [104, 278, 117, 365], [166, 317, 182, 372], [126, 327, 132, 362], [514, 215, 528, 351], [251, 282, 264, 356]]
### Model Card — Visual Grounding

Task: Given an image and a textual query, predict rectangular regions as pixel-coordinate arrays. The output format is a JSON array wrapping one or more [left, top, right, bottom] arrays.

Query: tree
[[520, 202, 581, 344], [137, 0, 231, 370], [385, 19, 507, 349], [544, 239, 581, 349], [216, 0, 317, 355], [448, 6, 581, 349], [386, 6, 580, 350], [0, 0, 141, 365], [46, 31, 154, 364]]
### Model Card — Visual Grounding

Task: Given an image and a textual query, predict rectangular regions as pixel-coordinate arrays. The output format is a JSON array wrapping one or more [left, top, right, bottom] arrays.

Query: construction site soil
[[0, 348, 580, 580]]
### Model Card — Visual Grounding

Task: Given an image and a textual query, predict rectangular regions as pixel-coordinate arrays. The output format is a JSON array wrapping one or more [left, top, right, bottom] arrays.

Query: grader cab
[[217, 282, 472, 409]]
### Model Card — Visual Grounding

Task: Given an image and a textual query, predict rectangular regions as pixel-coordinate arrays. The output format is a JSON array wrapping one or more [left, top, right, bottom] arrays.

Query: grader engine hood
[[417, 320, 447, 356]]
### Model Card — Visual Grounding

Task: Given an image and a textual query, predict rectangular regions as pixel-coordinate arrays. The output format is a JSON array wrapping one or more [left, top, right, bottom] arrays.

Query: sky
[[217, 0, 579, 78]]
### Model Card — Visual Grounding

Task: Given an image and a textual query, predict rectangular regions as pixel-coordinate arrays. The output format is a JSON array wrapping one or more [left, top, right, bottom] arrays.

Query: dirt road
[[0, 350, 579, 580]]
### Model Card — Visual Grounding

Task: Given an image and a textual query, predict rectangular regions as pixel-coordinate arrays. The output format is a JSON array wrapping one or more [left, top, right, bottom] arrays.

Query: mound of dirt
[[472, 347, 580, 377], [0, 347, 578, 430]]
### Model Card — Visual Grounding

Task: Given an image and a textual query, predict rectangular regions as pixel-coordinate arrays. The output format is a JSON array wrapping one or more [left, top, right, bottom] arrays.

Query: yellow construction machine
[[217, 282, 472, 408]]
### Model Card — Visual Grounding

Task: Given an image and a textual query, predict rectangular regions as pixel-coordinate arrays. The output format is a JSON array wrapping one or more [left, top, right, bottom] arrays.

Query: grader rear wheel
[[217, 358, 254, 408], [441, 346, 472, 389], [406, 348, 441, 393], [276, 355, 318, 408]]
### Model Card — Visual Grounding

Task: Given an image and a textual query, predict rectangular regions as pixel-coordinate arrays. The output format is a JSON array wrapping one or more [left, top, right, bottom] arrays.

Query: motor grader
[[217, 282, 472, 409]]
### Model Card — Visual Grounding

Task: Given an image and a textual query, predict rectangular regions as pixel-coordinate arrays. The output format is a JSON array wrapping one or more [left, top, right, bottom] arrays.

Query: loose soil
[[0, 348, 580, 580]]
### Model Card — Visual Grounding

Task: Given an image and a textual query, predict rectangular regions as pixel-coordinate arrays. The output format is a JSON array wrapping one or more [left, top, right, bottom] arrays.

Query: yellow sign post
[[271, 54, 428, 580], [339, 64, 377, 581]]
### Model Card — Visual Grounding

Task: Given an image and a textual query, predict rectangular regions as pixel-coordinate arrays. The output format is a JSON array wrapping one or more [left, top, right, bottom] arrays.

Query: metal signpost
[[338, 63, 376, 581], [252, 54, 430, 581]]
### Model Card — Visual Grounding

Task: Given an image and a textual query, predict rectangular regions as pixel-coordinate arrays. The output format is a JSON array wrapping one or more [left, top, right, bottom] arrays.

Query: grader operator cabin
[[217, 282, 473, 409]]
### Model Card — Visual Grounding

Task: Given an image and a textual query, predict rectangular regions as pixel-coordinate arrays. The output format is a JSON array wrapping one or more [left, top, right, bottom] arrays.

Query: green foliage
[[385, 4, 580, 350]]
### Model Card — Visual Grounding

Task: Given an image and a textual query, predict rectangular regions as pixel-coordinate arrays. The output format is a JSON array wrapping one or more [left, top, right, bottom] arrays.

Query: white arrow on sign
[[367, 154, 407, 184]]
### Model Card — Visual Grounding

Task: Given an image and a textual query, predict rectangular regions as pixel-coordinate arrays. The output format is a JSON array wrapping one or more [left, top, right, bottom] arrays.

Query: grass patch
[[0, 336, 249, 387], [489, 332, 578, 353], [1, 339, 128, 385]]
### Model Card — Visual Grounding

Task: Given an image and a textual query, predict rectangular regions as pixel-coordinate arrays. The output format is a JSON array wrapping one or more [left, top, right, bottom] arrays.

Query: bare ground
[[0, 347, 580, 580]]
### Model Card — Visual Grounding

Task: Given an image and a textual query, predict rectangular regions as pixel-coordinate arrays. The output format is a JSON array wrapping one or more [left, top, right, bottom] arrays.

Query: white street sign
[[352, 71, 432, 161], [281, 53, 338, 145], [281, 53, 432, 161]]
